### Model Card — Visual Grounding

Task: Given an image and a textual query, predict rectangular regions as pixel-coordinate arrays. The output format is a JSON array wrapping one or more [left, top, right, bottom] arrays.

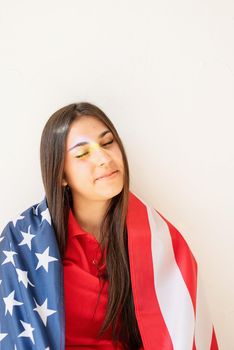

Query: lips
[[95, 170, 118, 181]]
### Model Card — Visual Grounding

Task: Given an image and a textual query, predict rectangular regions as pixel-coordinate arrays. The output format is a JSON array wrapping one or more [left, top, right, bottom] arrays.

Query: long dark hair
[[40, 102, 143, 349]]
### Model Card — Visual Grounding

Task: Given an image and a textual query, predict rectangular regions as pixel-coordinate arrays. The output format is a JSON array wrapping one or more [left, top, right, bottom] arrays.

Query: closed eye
[[102, 140, 113, 147], [75, 139, 114, 158]]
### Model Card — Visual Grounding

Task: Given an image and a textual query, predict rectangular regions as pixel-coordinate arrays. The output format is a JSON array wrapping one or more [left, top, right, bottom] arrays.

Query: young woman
[[0, 102, 219, 349]]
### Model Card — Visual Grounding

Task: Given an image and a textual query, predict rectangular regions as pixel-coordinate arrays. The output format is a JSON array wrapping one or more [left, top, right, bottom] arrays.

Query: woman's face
[[63, 115, 124, 203]]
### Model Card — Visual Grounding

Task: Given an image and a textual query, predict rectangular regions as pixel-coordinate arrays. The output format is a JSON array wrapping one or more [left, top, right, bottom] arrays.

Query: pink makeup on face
[[68, 136, 91, 152]]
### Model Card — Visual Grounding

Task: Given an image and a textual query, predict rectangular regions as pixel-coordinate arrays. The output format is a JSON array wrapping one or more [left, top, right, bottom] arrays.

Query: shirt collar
[[68, 208, 89, 238]]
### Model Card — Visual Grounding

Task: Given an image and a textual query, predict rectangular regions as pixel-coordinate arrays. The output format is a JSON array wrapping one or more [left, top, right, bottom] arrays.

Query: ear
[[62, 178, 68, 187]]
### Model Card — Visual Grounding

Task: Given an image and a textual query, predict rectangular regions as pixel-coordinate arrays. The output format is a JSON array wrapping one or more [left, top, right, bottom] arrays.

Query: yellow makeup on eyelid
[[76, 140, 111, 158], [89, 141, 100, 152]]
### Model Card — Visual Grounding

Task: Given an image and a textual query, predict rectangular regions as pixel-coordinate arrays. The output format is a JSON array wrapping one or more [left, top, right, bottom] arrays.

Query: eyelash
[[76, 140, 114, 158]]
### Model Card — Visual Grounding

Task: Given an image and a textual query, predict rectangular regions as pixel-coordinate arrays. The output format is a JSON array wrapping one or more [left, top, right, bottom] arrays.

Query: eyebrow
[[68, 130, 112, 151]]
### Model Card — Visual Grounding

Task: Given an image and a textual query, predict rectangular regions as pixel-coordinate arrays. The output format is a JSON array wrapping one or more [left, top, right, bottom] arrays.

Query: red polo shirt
[[62, 209, 123, 349]]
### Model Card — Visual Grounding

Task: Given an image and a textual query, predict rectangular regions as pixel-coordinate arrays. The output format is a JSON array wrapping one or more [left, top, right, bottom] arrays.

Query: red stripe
[[210, 327, 219, 350], [155, 212, 220, 350], [127, 192, 173, 350], [192, 338, 197, 350], [156, 211, 198, 315]]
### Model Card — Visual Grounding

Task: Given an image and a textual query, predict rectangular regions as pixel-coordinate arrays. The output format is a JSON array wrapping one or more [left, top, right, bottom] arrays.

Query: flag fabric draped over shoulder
[[0, 191, 219, 349], [0, 200, 65, 350], [126, 192, 219, 350]]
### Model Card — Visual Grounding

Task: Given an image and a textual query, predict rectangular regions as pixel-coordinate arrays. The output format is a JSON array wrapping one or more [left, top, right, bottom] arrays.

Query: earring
[[65, 185, 70, 191], [63, 184, 70, 200]]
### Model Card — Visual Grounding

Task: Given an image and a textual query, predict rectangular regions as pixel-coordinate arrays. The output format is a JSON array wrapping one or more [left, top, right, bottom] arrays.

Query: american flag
[[0, 199, 65, 349], [126, 192, 219, 349], [0, 192, 219, 349]]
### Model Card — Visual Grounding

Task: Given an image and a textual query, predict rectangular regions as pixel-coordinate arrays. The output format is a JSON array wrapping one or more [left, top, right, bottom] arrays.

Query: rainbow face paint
[[68, 134, 114, 159], [68, 130, 112, 152], [75, 141, 105, 159]]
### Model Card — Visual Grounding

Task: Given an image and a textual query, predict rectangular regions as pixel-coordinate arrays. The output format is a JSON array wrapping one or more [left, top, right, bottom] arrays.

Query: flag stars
[[18, 320, 35, 344], [33, 298, 56, 326], [19, 225, 36, 250], [16, 268, 34, 288], [3, 290, 23, 316], [1, 249, 17, 266], [0, 333, 8, 342], [41, 208, 51, 226], [35, 247, 58, 272], [33, 203, 41, 216], [12, 215, 24, 228]]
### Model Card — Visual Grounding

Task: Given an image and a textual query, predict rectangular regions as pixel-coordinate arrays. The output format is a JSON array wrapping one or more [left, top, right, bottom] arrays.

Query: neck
[[71, 195, 111, 240]]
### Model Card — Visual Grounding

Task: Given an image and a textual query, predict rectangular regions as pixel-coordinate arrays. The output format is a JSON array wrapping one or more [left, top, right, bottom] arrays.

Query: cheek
[[63, 160, 88, 185], [115, 149, 124, 167]]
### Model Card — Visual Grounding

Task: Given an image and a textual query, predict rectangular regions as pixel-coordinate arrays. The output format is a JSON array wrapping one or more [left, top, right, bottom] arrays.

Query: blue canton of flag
[[0, 199, 65, 349]]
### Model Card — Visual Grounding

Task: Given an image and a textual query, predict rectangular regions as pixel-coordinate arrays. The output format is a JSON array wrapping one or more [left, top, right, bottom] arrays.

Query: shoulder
[[155, 209, 197, 271], [129, 191, 198, 310], [129, 191, 197, 270], [0, 198, 53, 250]]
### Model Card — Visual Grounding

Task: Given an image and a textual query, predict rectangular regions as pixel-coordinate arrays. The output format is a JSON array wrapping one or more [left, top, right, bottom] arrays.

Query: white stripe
[[194, 272, 213, 349], [147, 206, 195, 350]]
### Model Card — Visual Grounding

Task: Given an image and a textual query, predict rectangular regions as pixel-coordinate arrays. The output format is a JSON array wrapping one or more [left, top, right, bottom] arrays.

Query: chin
[[98, 184, 124, 200]]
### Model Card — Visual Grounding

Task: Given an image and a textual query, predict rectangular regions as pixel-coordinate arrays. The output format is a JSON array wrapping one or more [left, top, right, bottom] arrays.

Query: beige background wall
[[0, 1, 233, 348]]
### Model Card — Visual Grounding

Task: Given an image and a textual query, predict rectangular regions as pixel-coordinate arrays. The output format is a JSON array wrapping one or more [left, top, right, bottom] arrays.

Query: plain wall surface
[[0, 1, 233, 348]]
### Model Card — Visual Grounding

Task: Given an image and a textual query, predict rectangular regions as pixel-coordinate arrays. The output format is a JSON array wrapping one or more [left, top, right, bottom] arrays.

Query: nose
[[89, 142, 111, 166]]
